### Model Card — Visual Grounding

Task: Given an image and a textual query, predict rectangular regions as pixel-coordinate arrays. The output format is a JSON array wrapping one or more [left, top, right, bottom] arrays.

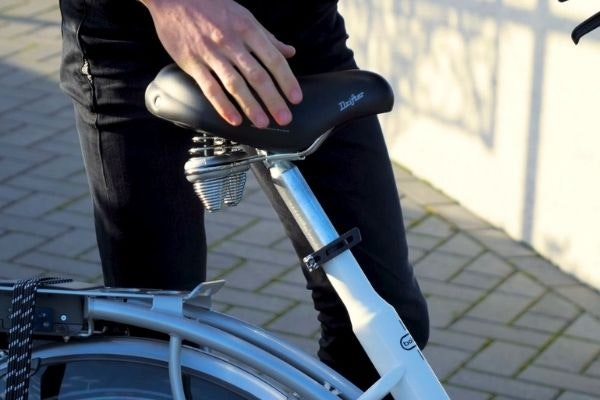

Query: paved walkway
[[1, 1, 600, 399]]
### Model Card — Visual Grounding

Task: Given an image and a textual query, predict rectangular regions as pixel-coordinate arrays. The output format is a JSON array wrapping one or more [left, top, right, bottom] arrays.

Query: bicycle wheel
[[0, 337, 290, 400]]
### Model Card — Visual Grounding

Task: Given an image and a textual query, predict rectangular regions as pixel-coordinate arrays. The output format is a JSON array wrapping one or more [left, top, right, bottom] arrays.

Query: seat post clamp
[[302, 227, 362, 272]]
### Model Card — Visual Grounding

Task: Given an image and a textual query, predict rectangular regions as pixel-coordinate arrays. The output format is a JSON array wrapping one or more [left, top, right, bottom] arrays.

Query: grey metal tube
[[189, 308, 362, 400], [87, 298, 340, 400], [169, 335, 185, 400]]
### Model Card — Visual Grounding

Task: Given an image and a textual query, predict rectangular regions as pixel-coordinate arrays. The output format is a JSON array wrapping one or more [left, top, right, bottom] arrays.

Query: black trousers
[[59, 0, 429, 391]]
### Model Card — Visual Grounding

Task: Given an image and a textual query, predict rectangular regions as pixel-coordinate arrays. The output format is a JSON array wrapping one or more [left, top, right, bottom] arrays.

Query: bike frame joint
[[302, 227, 362, 272]]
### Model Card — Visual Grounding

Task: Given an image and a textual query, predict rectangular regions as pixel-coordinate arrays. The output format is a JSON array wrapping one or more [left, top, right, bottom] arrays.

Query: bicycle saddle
[[145, 64, 394, 153]]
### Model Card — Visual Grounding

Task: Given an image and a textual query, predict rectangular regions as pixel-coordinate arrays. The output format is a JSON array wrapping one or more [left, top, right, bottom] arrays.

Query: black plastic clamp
[[302, 227, 362, 272]]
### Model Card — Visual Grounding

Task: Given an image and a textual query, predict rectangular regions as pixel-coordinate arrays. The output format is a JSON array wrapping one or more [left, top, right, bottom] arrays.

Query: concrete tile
[[0, 213, 68, 237], [509, 256, 579, 287], [206, 252, 243, 270], [267, 302, 319, 337], [565, 314, 600, 343], [556, 392, 600, 400], [0, 158, 30, 180], [465, 252, 514, 277], [496, 272, 545, 298], [3, 192, 68, 217], [0, 231, 46, 260], [535, 337, 600, 373], [451, 317, 551, 347], [444, 385, 491, 400], [467, 292, 534, 324], [585, 359, 600, 377], [261, 281, 312, 303], [529, 292, 581, 320], [406, 232, 444, 251], [234, 219, 287, 247], [410, 215, 455, 238], [415, 251, 471, 281], [467, 341, 537, 376], [519, 366, 600, 397], [0, 261, 45, 280], [473, 229, 536, 257], [419, 277, 484, 302], [451, 270, 504, 291], [270, 331, 319, 357], [555, 286, 600, 319], [437, 233, 484, 257], [513, 312, 569, 333], [212, 286, 294, 314], [220, 261, 286, 291], [7, 175, 88, 197], [423, 343, 471, 380], [212, 240, 297, 267], [400, 180, 455, 205], [38, 228, 97, 257], [433, 204, 492, 230], [426, 295, 471, 328], [226, 306, 275, 327], [429, 328, 488, 352], [450, 369, 558, 399], [15, 251, 101, 279]]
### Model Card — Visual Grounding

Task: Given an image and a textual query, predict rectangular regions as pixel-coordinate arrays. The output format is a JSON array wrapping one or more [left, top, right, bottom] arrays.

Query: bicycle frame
[[268, 160, 449, 399]]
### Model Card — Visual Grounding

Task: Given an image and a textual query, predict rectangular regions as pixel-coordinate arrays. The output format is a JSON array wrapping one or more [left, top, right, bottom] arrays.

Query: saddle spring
[[184, 133, 250, 212]]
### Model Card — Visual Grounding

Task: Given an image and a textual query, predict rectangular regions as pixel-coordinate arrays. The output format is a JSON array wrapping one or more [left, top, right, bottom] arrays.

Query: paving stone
[[519, 366, 600, 396], [15, 251, 101, 279], [451, 270, 504, 291], [3, 192, 69, 218], [220, 261, 286, 291], [437, 233, 484, 257], [423, 343, 471, 380], [400, 180, 455, 205], [410, 215, 455, 238], [474, 229, 536, 257], [556, 392, 600, 400], [0, 231, 46, 260], [7, 174, 88, 197], [585, 359, 600, 377], [64, 196, 93, 214], [0, 158, 30, 180], [234, 220, 287, 247], [513, 312, 569, 333], [468, 341, 537, 376], [451, 368, 558, 399], [0, 142, 54, 163], [43, 210, 94, 229], [212, 286, 294, 314], [555, 286, 600, 319], [278, 265, 306, 286], [529, 292, 581, 320], [0, 213, 68, 237], [443, 385, 491, 400], [467, 292, 534, 324], [419, 277, 484, 302], [205, 222, 238, 247], [212, 240, 297, 267], [0, 184, 28, 202], [509, 256, 579, 287], [565, 314, 600, 343], [0, 261, 45, 280], [38, 228, 97, 257], [226, 306, 275, 327], [426, 295, 471, 328], [496, 273, 545, 298], [451, 317, 551, 347], [228, 200, 279, 220], [261, 281, 312, 303], [535, 337, 600, 373], [465, 252, 514, 277], [408, 246, 426, 264], [429, 328, 488, 352], [414, 251, 470, 281], [400, 197, 427, 225], [432, 204, 492, 230], [406, 232, 444, 251], [29, 155, 84, 179], [206, 252, 243, 270], [267, 303, 319, 337], [0, 123, 59, 146], [79, 247, 100, 264]]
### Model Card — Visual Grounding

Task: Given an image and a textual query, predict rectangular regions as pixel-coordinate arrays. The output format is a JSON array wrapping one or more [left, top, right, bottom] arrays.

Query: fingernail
[[278, 109, 292, 125], [290, 89, 302, 103], [230, 114, 242, 126]]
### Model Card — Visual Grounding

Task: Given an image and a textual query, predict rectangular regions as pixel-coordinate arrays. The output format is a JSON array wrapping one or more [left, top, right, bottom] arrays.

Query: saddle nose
[[145, 64, 394, 153]]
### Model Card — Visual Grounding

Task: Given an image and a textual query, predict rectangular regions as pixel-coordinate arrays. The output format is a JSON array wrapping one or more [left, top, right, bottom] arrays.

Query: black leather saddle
[[145, 64, 394, 153]]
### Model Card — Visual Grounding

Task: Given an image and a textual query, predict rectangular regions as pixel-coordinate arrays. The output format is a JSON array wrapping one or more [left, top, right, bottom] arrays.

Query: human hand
[[140, 0, 303, 128]]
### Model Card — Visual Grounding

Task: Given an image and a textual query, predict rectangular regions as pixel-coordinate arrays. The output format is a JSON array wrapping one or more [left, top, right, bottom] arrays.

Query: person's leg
[[59, 0, 206, 290]]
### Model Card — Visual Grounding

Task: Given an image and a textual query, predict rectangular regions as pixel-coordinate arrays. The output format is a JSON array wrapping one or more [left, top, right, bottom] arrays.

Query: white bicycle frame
[[268, 159, 449, 400]]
